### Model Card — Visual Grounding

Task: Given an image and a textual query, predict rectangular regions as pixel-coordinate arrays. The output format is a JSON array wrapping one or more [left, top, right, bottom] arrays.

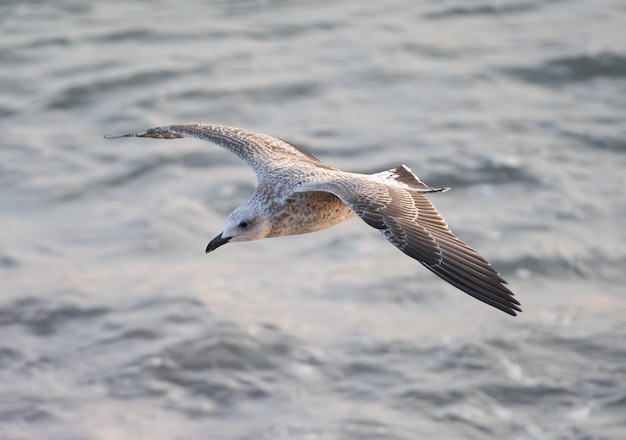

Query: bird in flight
[[105, 124, 521, 316]]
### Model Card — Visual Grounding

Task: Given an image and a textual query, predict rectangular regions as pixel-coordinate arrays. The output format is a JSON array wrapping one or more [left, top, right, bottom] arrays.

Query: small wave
[[400, 42, 468, 59], [243, 81, 320, 101], [99, 156, 179, 187], [168, 88, 232, 102], [0, 395, 57, 424], [49, 155, 179, 202], [0, 104, 17, 118], [425, 158, 540, 188], [424, 2, 537, 19], [153, 80, 320, 109], [562, 130, 626, 153], [89, 28, 158, 43], [481, 382, 574, 406], [492, 255, 589, 279], [0, 296, 110, 336], [18, 36, 72, 51], [399, 388, 467, 408], [493, 253, 626, 281], [53, 152, 239, 202], [47, 70, 181, 110], [162, 328, 282, 372], [0, 347, 22, 370], [96, 318, 299, 410], [325, 274, 446, 305], [505, 52, 626, 85], [0, 254, 19, 268]]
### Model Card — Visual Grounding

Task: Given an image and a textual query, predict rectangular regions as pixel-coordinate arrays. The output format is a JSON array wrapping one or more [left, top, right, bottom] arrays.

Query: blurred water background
[[1, 0, 626, 439]]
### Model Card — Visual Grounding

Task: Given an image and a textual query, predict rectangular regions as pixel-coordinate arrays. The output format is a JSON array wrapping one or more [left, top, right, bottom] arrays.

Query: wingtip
[[508, 307, 521, 317], [103, 127, 186, 140], [503, 300, 523, 316], [407, 186, 451, 194], [104, 133, 132, 139], [510, 306, 522, 316]]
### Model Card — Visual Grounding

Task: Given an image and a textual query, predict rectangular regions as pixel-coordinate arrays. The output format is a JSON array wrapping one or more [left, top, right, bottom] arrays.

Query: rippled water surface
[[2, 1, 626, 439]]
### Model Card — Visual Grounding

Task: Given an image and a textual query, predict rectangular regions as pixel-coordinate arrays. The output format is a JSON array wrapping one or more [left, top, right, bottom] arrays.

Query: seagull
[[105, 124, 521, 316]]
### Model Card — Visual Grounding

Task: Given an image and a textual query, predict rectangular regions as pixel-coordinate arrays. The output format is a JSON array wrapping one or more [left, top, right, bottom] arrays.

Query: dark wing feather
[[295, 178, 521, 316]]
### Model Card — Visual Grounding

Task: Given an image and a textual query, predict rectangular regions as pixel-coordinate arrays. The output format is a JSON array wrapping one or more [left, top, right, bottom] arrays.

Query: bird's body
[[263, 189, 355, 237], [106, 124, 521, 316]]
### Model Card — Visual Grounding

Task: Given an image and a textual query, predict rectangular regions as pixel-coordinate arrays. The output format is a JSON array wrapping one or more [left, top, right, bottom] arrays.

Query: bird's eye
[[238, 220, 249, 228]]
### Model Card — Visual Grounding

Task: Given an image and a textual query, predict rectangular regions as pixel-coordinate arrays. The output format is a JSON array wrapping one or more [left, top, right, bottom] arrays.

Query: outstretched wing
[[105, 123, 336, 178], [295, 177, 521, 316]]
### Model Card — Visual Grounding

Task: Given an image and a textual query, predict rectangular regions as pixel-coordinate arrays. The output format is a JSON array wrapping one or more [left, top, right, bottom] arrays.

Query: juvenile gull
[[105, 124, 521, 316]]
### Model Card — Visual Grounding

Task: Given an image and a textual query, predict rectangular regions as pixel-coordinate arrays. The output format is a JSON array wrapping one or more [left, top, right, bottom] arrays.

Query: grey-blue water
[[1, 1, 626, 439]]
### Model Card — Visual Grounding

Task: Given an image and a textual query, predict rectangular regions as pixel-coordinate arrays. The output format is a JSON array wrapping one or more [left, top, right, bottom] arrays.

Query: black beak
[[205, 232, 231, 253]]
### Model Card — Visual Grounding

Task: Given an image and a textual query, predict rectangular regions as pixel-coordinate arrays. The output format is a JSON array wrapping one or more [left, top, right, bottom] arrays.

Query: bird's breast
[[267, 191, 355, 237]]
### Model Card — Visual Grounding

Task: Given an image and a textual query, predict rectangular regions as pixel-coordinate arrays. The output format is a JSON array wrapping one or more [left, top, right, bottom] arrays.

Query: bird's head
[[205, 205, 271, 253]]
